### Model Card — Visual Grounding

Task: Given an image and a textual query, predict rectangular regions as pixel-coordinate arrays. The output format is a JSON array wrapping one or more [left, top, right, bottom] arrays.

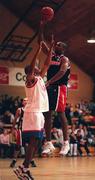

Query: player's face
[[55, 42, 64, 54], [27, 73, 35, 80], [22, 98, 28, 106]]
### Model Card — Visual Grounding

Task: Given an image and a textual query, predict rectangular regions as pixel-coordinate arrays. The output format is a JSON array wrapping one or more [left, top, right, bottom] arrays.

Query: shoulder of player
[[60, 55, 70, 64]]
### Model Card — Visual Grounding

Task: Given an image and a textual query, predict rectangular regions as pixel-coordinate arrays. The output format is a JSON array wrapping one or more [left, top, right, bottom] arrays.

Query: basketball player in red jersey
[[39, 22, 70, 156], [14, 40, 54, 179]]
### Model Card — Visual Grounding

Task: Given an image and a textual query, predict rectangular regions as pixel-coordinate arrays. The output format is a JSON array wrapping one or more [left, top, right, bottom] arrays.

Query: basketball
[[41, 6, 54, 22]]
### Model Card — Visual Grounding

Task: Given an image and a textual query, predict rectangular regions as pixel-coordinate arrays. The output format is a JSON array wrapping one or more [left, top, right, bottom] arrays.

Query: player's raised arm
[[38, 21, 49, 55], [24, 42, 42, 75], [40, 35, 54, 78], [38, 7, 54, 56]]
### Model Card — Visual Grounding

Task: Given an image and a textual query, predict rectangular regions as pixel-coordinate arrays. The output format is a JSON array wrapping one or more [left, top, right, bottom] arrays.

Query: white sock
[[64, 140, 69, 144]]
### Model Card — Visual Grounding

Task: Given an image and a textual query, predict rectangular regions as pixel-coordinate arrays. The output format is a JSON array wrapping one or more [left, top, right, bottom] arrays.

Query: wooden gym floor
[[0, 156, 95, 180]]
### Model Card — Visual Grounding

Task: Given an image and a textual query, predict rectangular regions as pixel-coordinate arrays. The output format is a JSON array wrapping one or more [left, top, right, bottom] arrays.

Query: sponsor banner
[[68, 74, 78, 90], [9, 67, 26, 86], [0, 66, 78, 89], [0, 66, 9, 84]]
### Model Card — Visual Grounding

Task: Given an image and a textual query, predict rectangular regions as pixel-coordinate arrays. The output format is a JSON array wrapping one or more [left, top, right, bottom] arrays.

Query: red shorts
[[16, 129, 22, 146], [47, 85, 67, 112]]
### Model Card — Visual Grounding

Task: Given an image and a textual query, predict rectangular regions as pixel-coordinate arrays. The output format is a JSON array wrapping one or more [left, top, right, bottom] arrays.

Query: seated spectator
[[0, 120, 4, 134], [3, 110, 14, 124], [71, 107, 81, 125], [51, 128, 63, 147], [74, 124, 87, 138], [68, 124, 76, 135], [76, 129, 91, 156], [69, 131, 77, 156], [88, 100, 95, 116], [0, 129, 10, 158], [65, 103, 72, 125], [87, 132, 95, 147], [83, 112, 95, 126]]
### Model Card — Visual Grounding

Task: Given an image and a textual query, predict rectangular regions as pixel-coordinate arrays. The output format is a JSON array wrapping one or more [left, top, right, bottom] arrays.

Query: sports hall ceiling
[[0, 0, 95, 82]]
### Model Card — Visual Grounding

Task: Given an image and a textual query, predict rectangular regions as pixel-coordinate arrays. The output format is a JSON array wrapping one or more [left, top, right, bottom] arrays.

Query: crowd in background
[[0, 94, 23, 116], [0, 94, 95, 158]]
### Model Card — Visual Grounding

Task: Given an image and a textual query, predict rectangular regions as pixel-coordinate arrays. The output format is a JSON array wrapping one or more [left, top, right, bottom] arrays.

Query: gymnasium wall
[[0, 4, 94, 105], [68, 63, 94, 105]]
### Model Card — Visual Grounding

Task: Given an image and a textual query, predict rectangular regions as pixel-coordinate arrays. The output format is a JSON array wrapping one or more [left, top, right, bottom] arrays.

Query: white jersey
[[24, 76, 49, 113]]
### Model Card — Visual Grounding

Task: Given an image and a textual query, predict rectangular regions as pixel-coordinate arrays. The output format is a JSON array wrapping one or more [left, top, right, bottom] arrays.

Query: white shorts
[[22, 111, 44, 131]]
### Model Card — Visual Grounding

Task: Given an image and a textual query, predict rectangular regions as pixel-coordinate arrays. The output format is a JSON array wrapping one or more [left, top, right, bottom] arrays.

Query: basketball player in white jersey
[[10, 98, 27, 168], [14, 40, 54, 180], [10, 98, 37, 168]]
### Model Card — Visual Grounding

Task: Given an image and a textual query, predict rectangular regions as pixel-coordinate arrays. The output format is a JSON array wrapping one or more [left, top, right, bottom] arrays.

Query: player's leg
[[24, 144, 37, 167], [14, 136, 38, 180], [56, 85, 70, 155], [42, 111, 55, 155], [10, 145, 20, 168], [58, 112, 70, 156], [42, 86, 60, 155]]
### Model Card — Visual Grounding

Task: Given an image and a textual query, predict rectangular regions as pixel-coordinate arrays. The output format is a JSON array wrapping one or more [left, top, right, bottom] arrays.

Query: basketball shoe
[[42, 141, 55, 155], [14, 166, 34, 180], [59, 141, 70, 156], [30, 160, 37, 167], [10, 159, 16, 168], [14, 166, 24, 180]]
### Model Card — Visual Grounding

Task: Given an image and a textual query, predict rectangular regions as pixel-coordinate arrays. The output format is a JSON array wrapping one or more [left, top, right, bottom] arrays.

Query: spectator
[[65, 103, 72, 125], [76, 129, 90, 156], [69, 131, 77, 156], [0, 129, 10, 158], [51, 128, 63, 147], [3, 110, 14, 124]]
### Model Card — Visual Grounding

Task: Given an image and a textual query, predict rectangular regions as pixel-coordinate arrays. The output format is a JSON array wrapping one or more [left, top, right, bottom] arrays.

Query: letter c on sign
[[16, 72, 22, 81]]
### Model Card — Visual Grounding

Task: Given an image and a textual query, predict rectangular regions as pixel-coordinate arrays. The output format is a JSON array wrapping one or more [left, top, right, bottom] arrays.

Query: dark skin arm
[[29, 43, 42, 75], [38, 21, 49, 55]]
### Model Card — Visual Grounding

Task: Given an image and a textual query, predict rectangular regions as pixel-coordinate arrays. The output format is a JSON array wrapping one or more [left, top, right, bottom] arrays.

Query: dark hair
[[24, 65, 32, 75]]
